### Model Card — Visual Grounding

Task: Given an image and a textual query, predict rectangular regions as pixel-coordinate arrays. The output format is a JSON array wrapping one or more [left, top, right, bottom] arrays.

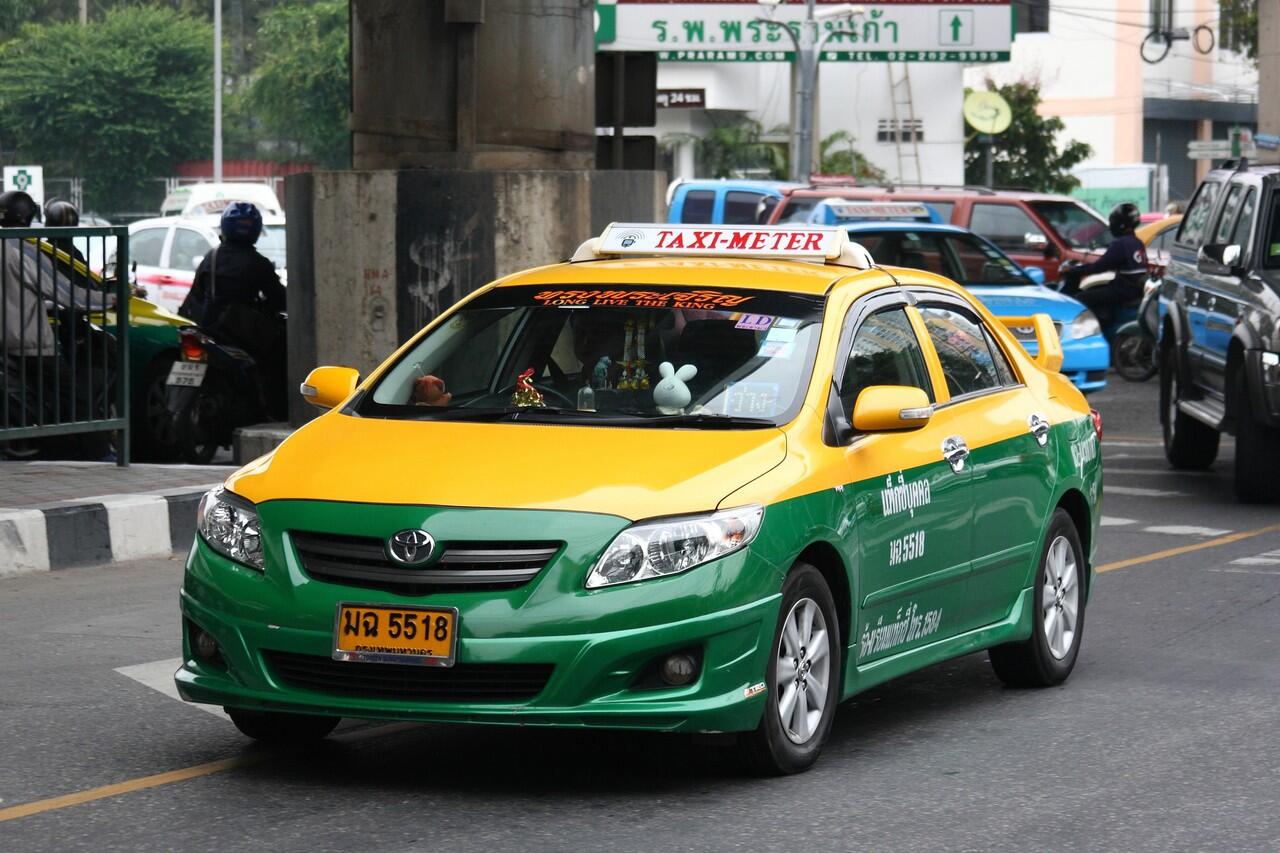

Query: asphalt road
[[3, 377, 1280, 852]]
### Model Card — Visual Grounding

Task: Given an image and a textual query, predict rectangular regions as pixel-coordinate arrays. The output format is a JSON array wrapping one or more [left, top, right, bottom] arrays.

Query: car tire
[[989, 509, 1085, 688], [1160, 339, 1219, 470], [1233, 371, 1280, 503], [226, 708, 340, 744], [743, 563, 841, 776], [1113, 331, 1157, 383]]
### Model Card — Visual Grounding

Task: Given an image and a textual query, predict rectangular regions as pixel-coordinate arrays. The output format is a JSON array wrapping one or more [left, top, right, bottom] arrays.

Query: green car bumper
[[175, 500, 787, 733]]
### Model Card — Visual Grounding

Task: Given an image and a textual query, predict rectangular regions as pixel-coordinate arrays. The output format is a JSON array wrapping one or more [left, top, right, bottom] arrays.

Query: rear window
[[680, 191, 715, 223], [1177, 181, 1222, 247]]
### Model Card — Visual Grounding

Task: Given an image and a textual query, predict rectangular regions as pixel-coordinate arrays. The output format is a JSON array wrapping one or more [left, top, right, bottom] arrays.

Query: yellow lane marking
[[0, 721, 420, 824], [1097, 523, 1280, 574], [0, 756, 259, 823]]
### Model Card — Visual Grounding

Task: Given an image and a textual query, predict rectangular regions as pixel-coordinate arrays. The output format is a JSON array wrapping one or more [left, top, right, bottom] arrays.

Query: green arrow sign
[[950, 15, 962, 41]]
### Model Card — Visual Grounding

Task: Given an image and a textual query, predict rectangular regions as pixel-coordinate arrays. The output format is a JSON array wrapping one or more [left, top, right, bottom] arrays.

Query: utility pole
[[1260, 0, 1279, 153], [213, 0, 223, 182], [758, 1, 861, 183], [79, 0, 87, 25]]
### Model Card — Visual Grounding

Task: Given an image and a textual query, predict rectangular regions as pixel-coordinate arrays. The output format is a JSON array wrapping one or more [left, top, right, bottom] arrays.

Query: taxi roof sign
[[818, 201, 938, 224], [572, 223, 873, 270]]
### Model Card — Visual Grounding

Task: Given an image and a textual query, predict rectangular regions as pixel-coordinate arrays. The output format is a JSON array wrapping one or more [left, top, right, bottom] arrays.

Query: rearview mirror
[[852, 385, 932, 432], [300, 365, 359, 410], [1198, 243, 1244, 277]]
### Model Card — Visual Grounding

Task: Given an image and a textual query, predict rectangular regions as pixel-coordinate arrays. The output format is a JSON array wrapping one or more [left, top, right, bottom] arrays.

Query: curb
[[0, 486, 218, 577]]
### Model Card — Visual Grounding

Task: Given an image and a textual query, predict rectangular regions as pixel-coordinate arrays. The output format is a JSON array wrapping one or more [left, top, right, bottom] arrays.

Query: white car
[[160, 183, 284, 219], [123, 214, 287, 314]]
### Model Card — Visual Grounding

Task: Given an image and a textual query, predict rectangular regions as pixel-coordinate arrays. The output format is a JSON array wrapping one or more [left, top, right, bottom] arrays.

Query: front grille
[[291, 531, 560, 595], [264, 650, 553, 703]]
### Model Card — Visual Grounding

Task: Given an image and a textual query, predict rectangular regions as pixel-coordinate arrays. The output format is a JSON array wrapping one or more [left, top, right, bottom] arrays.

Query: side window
[[723, 191, 765, 225], [840, 307, 934, 415], [1212, 185, 1244, 245], [679, 190, 715, 223], [919, 304, 1009, 398], [128, 228, 166, 267], [969, 204, 1045, 252], [1266, 195, 1280, 269], [1229, 188, 1257, 250], [1176, 181, 1221, 246], [169, 228, 211, 271]]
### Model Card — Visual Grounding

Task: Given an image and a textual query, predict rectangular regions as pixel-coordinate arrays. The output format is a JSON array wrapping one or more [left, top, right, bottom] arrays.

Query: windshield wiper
[[642, 413, 777, 429], [404, 406, 604, 422]]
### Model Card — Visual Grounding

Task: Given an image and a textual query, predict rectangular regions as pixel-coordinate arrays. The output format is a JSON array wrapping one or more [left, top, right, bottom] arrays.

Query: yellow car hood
[[226, 413, 788, 521]]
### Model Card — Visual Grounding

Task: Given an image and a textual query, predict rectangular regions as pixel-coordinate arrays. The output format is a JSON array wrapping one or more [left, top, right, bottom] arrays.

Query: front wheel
[[1160, 339, 1219, 469], [989, 509, 1086, 687], [1113, 330, 1157, 382], [743, 564, 841, 775], [227, 708, 340, 744], [1233, 371, 1280, 503]]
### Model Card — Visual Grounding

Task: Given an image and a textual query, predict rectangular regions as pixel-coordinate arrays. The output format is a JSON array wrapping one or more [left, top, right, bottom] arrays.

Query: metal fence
[[0, 226, 130, 464]]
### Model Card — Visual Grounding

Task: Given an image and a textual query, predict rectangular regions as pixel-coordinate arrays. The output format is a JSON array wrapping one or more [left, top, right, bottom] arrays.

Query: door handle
[[1028, 413, 1051, 447], [941, 435, 969, 474]]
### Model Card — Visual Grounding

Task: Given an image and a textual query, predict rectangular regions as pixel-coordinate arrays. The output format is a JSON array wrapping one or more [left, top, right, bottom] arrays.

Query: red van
[[767, 186, 1110, 282]]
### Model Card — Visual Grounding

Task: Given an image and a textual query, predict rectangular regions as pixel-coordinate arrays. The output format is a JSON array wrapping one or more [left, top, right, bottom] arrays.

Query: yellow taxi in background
[[178, 224, 1102, 774]]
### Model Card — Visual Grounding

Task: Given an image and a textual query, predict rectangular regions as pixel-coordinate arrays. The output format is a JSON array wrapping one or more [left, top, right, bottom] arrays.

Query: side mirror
[[300, 365, 359, 410], [1022, 265, 1047, 285], [1024, 232, 1048, 249], [851, 385, 933, 432], [1198, 243, 1244, 277]]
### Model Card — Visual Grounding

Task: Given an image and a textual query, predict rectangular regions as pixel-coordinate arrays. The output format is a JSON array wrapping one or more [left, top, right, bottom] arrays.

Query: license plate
[[332, 603, 458, 666], [166, 361, 208, 387]]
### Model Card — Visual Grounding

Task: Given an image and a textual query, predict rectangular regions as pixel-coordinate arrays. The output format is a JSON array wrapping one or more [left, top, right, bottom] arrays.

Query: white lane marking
[[114, 658, 227, 720], [1106, 485, 1186, 497], [0, 509, 50, 576], [1210, 568, 1280, 576], [100, 495, 172, 562], [1143, 525, 1233, 537], [1230, 549, 1280, 567], [1103, 468, 1214, 476], [1101, 516, 1138, 527]]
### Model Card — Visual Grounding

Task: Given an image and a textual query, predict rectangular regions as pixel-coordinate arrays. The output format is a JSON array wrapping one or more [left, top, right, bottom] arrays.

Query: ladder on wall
[[886, 63, 923, 184]]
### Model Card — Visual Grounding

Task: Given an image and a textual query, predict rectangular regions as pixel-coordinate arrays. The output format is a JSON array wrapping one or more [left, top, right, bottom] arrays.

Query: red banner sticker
[[533, 288, 755, 309]]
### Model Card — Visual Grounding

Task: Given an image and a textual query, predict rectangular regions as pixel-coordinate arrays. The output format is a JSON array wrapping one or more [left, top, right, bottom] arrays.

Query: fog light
[[192, 624, 222, 664], [660, 652, 700, 687]]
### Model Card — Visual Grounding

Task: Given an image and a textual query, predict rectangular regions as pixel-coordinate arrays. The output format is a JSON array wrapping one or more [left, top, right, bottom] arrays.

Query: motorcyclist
[[1060, 202, 1149, 328], [43, 198, 86, 266], [1, 190, 113, 458], [179, 202, 287, 409]]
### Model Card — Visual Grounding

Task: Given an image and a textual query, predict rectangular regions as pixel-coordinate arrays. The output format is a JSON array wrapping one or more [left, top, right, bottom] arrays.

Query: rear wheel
[[1233, 371, 1280, 503], [990, 509, 1085, 687], [1113, 330, 1157, 382], [743, 563, 841, 775], [175, 385, 224, 464], [226, 708, 339, 744], [1160, 339, 1219, 469]]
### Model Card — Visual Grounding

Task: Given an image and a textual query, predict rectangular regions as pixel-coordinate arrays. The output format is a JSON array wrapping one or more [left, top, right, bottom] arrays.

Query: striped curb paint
[[0, 486, 219, 577]]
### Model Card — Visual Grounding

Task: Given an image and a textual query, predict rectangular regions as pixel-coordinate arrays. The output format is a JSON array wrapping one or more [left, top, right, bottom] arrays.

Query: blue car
[[666, 179, 800, 225], [817, 202, 1110, 394]]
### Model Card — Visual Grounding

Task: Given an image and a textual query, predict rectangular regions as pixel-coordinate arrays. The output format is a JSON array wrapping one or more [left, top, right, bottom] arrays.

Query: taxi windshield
[[358, 285, 825, 427]]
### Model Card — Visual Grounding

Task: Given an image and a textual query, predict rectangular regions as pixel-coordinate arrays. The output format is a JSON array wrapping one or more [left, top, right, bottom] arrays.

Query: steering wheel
[[492, 381, 577, 409]]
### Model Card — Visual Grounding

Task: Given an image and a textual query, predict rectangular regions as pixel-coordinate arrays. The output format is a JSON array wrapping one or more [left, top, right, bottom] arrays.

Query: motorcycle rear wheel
[[1114, 331, 1157, 382], [175, 388, 224, 464]]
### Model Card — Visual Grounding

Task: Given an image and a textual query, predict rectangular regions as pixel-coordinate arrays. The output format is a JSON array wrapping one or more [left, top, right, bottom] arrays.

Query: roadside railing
[[0, 226, 130, 464]]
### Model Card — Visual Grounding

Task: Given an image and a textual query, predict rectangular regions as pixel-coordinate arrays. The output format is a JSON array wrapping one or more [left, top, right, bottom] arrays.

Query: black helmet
[[1108, 202, 1141, 237], [0, 190, 37, 227], [44, 198, 79, 228]]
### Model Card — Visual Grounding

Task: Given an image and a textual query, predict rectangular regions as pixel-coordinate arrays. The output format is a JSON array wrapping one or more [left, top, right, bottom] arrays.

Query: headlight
[[586, 505, 764, 589], [1068, 310, 1101, 341], [196, 488, 264, 570], [1262, 351, 1280, 385]]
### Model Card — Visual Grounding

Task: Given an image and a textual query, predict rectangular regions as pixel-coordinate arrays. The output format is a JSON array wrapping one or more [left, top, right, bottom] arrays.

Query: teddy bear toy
[[412, 374, 452, 406], [652, 362, 697, 414]]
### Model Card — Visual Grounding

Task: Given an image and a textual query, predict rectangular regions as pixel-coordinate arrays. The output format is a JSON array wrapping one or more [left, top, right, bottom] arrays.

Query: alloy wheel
[[775, 597, 831, 744], [1041, 535, 1079, 660]]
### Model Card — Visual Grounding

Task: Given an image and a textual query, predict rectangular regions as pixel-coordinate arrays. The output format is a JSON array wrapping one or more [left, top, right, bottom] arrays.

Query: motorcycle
[[164, 314, 286, 464], [1111, 276, 1160, 382], [1057, 260, 1149, 379]]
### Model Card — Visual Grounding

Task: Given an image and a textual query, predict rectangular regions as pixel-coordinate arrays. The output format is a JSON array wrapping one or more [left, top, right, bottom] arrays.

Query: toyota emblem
[[386, 529, 435, 565]]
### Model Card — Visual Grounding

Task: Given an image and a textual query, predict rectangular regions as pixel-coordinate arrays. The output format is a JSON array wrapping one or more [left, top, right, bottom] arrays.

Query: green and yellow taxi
[[176, 223, 1102, 774]]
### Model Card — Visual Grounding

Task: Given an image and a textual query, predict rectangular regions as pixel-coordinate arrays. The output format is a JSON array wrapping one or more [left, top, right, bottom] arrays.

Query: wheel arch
[[795, 540, 852, 656], [1055, 488, 1092, 590]]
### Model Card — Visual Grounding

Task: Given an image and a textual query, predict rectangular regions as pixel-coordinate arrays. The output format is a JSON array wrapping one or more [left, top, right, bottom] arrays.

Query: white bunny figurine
[[653, 361, 697, 414]]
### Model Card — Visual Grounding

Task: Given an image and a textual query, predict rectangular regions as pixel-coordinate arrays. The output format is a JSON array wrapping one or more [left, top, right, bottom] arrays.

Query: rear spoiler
[[998, 313, 1063, 373]]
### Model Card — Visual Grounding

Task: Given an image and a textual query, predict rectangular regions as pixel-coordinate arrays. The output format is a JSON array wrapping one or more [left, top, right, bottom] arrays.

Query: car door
[[1169, 179, 1224, 392], [836, 296, 974, 663], [914, 297, 1056, 630], [968, 202, 1056, 280], [128, 225, 171, 298]]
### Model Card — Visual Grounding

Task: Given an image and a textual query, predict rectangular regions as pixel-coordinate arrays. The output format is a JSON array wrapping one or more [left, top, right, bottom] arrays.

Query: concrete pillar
[[1260, 0, 1279, 157], [285, 169, 666, 425]]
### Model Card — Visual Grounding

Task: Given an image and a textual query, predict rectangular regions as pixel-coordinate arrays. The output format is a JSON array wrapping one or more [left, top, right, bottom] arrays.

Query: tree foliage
[[1218, 0, 1257, 62], [669, 119, 882, 182], [817, 130, 886, 183], [963, 80, 1091, 194], [244, 0, 350, 168], [0, 6, 212, 211]]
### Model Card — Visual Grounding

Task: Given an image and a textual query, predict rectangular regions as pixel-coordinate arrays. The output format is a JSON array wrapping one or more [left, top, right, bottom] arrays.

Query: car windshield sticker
[[532, 289, 754, 309], [764, 326, 797, 343], [757, 340, 794, 359], [723, 381, 781, 417], [734, 313, 774, 331]]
